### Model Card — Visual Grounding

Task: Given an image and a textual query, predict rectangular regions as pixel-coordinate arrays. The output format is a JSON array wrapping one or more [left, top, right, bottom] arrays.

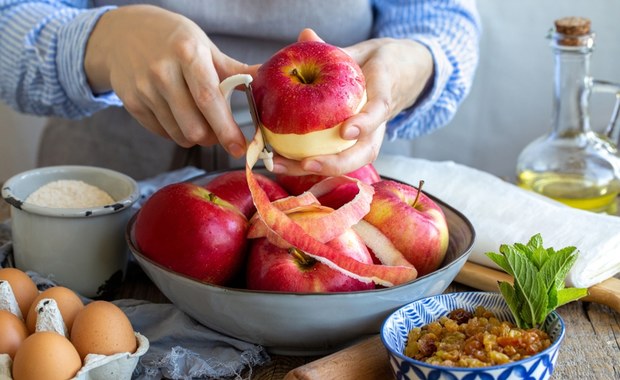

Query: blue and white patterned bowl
[[381, 291, 565, 380]]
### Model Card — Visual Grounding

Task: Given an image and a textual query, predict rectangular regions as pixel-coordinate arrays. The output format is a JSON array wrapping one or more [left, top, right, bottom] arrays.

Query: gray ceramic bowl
[[382, 292, 565, 380], [2, 165, 140, 297], [127, 171, 475, 355]]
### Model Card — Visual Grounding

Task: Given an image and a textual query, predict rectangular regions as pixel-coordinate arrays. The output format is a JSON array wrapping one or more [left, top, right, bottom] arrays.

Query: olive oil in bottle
[[515, 17, 620, 214], [517, 170, 619, 214]]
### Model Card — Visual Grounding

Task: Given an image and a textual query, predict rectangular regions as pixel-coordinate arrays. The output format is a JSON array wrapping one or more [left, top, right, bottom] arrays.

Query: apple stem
[[412, 180, 425, 208], [288, 247, 316, 267], [291, 68, 309, 84]]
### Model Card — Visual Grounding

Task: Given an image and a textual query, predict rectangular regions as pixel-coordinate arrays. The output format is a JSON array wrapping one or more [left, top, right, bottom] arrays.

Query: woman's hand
[[272, 29, 434, 176], [84, 5, 250, 158]]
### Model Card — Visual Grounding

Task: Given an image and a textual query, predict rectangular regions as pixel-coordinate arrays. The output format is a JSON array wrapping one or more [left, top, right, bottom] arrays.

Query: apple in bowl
[[363, 180, 449, 276], [133, 182, 249, 286], [275, 163, 381, 196], [246, 206, 375, 292], [204, 170, 288, 219], [252, 40, 366, 160]]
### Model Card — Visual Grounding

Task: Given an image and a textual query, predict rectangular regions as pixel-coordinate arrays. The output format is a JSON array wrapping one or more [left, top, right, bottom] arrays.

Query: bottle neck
[[552, 46, 592, 136]]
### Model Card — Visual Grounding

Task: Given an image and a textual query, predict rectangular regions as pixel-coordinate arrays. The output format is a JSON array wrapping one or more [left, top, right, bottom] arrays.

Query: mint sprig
[[485, 234, 588, 329]]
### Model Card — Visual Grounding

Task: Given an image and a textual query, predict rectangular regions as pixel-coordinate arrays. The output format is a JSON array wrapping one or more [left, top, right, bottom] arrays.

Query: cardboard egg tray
[[0, 281, 149, 380], [0, 333, 148, 380]]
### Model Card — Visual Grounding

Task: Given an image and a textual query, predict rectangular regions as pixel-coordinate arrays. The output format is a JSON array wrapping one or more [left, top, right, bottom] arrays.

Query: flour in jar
[[25, 180, 115, 208]]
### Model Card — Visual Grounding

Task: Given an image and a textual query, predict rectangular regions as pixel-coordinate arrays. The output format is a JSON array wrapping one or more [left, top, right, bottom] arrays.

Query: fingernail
[[228, 143, 245, 158], [343, 126, 360, 140], [272, 163, 287, 174], [304, 160, 322, 173]]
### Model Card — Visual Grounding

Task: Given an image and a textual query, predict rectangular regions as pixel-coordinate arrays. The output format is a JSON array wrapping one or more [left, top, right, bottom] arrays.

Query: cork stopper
[[554, 17, 592, 46]]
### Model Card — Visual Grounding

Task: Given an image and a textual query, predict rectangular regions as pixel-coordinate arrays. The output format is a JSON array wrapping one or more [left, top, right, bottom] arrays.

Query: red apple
[[204, 170, 289, 218], [244, 143, 418, 287], [316, 164, 381, 209], [346, 163, 381, 184], [276, 163, 380, 196], [246, 209, 375, 292], [252, 40, 366, 160], [134, 182, 248, 285], [275, 173, 325, 196], [363, 180, 449, 276]]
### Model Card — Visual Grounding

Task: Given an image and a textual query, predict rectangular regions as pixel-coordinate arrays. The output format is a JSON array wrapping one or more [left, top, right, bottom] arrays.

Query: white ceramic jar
[[1, 166, 139, 297]]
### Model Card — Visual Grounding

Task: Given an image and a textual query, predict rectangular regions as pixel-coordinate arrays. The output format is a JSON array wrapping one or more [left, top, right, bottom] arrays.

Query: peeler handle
[[218, 74, 253, 103]]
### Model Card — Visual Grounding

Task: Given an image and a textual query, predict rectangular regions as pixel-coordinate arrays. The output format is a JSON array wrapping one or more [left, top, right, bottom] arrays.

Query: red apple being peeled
[[252, 40, 366, 160], [204, 170, 289, 218], [363, 180, 449, 276], [134, 182, 248, 286], [246, 208, 375, 292]]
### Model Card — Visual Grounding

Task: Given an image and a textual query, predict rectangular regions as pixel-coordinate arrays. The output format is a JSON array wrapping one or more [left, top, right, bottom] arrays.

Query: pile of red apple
[[134, 164, 449, 292], [134, 39, 449, 292]]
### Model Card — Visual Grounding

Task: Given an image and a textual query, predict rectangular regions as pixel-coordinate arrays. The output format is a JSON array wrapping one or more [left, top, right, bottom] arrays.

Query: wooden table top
[[1, 199, 618, 379]]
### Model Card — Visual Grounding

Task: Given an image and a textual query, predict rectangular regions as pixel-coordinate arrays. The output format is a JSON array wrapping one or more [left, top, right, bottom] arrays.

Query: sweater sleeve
[[0, 0, 121, 118], [372, 0, 481, 140]]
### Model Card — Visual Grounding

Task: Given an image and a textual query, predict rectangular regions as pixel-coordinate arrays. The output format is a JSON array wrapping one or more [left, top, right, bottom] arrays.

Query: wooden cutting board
[[284, 262, 620, 380]]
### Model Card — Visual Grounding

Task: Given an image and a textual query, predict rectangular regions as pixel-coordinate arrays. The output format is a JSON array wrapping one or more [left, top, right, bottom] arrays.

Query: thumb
[[297, 28, 324, 43], [214, 52, 253, 80]]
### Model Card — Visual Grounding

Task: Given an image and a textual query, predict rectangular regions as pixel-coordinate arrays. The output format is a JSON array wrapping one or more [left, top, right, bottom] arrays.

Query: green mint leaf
[[540, 245, 578, 293], [520, 233, 549, 269], [486, 251, 512, 274], [504, 245, 548, 328], [556, 288, 589, 308], [516, 276, 548, 327], [498, 281, 524, 327], [547, 286, 559, 315], [529, 233, 544, 248]]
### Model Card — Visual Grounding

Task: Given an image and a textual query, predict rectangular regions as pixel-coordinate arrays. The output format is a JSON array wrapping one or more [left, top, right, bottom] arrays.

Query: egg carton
[[0, 280, 149, 380], [0, 333, 148, 380]]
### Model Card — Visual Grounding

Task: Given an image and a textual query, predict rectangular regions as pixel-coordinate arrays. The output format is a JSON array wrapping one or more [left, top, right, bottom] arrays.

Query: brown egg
[[70, 300, 137, 360], [0, 268, 38, 318], [12, 331, 82, 380], [26, 286, 84, 333], [0, 310, 29, 359]]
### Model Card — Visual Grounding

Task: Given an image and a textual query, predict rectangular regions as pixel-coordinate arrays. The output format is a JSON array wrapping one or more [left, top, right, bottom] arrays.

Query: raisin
[[448, 308, 473, 324]]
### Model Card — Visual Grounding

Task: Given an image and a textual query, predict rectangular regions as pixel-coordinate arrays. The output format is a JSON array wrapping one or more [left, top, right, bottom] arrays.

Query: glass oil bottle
[[516, 17, 620, 214]]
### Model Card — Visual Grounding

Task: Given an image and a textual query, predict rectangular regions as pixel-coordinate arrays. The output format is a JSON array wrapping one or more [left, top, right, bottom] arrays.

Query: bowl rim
[[1, 165, 140, 218], [125, 168, 476, 296], [380, 290, 566, 372]]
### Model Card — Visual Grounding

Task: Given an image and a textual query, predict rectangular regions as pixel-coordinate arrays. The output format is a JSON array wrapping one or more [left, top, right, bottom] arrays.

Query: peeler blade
[[244, 84, 272, 153]]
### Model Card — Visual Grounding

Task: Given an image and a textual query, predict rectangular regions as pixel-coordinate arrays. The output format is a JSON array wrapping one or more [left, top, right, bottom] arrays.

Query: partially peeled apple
[[252, 40, 366, 160], [246, 205, 376, 293]]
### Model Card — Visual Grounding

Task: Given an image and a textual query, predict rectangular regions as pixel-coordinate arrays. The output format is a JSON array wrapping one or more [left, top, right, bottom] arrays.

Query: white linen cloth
[[374, 154, 620, 288]]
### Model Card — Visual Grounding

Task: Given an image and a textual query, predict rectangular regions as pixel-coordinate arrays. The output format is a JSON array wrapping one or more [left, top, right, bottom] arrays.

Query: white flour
[[25, 180, 114, 208]]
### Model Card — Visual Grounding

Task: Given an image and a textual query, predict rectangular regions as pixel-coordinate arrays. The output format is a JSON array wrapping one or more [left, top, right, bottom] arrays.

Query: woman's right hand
[[84, 4, 251, 158]]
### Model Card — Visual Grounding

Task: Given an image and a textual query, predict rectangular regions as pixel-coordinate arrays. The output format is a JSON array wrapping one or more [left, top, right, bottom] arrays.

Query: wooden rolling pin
[[285, 262, 620, 380], [284, 335, 389, 380]]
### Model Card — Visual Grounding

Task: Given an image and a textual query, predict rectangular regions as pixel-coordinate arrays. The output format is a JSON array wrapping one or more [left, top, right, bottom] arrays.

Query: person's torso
[[93, 0, 374, 63], [40, 0, 374, 178]]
